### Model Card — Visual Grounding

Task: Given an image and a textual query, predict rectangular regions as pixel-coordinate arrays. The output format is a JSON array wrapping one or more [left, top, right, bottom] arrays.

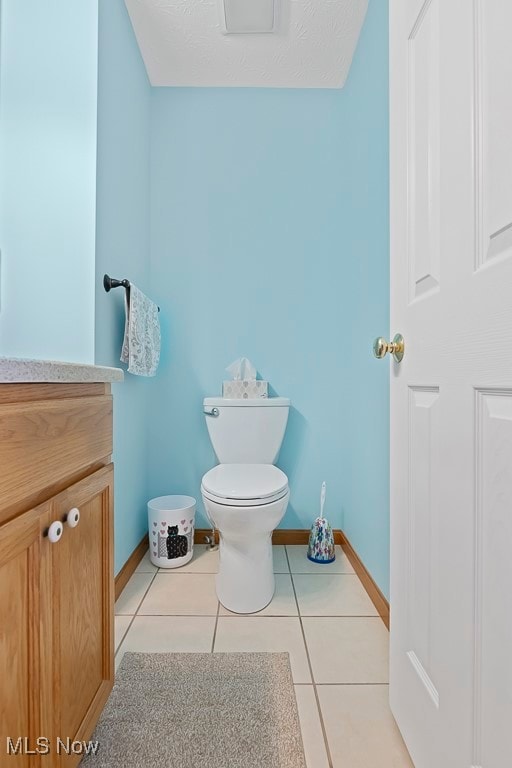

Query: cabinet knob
[[47, 521, 64, 544], [66, 507, 80, 528]]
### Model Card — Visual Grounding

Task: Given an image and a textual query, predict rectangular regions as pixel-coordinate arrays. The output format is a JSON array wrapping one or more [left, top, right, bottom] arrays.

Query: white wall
[[0, 0, 98, 361]]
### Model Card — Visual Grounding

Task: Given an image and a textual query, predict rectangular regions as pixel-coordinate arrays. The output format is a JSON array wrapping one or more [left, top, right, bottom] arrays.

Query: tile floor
[[115, 544, 413, 768]]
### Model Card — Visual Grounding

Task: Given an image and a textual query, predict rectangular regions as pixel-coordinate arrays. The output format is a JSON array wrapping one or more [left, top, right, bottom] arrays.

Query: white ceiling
[[124, 0, 369, 88]]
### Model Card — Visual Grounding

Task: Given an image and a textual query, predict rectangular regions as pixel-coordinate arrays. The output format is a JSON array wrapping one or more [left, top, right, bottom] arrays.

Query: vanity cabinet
[[0, 382, 115, 767], [0, 501, 47, 768]]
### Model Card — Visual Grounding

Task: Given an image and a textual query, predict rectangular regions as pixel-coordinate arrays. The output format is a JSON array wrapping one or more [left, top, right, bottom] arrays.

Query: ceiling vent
[[221, 0, 275, 34]]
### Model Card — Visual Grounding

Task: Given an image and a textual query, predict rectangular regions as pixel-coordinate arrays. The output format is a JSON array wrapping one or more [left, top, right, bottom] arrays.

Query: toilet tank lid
[[204, 396, 290, 407]]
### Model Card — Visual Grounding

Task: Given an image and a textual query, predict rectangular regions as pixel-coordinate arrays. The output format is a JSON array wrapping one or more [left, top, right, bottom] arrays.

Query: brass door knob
[[373, 334, 405, 363]]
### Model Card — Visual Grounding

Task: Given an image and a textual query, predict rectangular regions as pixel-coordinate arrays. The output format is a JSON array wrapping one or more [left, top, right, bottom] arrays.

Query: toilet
[[201, 396, 290, 614]]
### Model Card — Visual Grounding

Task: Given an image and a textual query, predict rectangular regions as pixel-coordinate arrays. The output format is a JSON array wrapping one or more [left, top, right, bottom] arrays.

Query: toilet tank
[[203, 397, 290, 464]]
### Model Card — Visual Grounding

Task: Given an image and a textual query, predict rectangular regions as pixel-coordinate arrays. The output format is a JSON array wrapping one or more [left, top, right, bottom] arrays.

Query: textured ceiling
[[124, 0, 368, 88]]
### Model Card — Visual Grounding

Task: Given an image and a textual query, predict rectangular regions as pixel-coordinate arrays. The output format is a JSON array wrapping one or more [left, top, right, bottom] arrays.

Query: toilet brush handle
[[320, 481, 326, 519]]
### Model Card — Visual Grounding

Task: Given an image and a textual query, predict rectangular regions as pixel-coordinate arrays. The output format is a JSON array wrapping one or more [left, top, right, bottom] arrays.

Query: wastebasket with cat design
[[148, 495, 195, 568]]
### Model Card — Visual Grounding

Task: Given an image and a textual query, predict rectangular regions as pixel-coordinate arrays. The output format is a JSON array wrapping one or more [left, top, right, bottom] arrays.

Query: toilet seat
[[201, 464, 288, 507]]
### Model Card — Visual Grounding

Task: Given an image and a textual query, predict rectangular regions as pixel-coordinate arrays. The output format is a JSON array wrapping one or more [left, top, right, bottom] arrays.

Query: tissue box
[[222, 380, 268, 399]]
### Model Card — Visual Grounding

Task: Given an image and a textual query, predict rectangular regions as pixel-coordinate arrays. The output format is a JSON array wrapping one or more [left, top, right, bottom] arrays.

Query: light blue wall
[[0, 0, 389, 593], [0, 0, 98, 361], [95, 0, 151, 575], [149, 0, 390, 595]]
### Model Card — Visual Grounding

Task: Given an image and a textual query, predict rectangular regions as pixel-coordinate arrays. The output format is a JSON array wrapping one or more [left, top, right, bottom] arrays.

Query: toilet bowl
[[201, 464, 289, 613], [202, 396, 290, 614]]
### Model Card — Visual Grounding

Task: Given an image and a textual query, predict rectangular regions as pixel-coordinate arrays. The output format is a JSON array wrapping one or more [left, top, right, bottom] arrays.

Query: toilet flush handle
[[204, 407, 219, 417]]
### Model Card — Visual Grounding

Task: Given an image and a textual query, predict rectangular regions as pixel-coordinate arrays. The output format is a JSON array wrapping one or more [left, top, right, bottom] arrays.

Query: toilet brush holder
[[307, 481, 335, 563], [307, 517, 335, 564]]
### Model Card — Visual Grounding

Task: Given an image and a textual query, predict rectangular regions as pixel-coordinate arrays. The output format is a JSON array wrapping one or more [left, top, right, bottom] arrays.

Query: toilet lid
[[201, 464, 288, 502]]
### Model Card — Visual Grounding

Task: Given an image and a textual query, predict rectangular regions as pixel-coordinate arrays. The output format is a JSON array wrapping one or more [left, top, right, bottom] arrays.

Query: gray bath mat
[[82, 652, 307, 768]]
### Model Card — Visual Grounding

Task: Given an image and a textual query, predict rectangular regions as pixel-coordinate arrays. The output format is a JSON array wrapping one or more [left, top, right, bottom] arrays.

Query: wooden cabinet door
[[48, 465, 114, 767], [0, 504, 47, 767]]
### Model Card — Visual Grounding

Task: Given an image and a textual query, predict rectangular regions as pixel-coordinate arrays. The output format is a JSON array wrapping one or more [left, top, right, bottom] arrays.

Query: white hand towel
[[121, 285, 160, 377]]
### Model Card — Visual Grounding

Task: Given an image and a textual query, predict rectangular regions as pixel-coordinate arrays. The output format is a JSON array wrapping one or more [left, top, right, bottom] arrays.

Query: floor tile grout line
[[132, 570, 159, 614], [299, 614, 380, 619], [114, 616, 135, 657], [115, 570, 159, 657], [158, 565, 217, 573], [285, 546, 334, 768], [211, 600, 221, 653], [115, 612, 380, 618], [139, 571, 218, 575], [218, 613, 379, 618], [117, 612, 220, 618], [289, 569, 357, 575], [154, 569, 219, 575], [300, 682, 390, 686]]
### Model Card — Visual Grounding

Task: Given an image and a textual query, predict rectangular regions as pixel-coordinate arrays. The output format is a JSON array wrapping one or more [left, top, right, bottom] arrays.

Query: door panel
[[0, 505, 46, 767], [476, 2, 512, 268], [408, 0, 440, 302], [474, 389, 512, 768], [390, 0, 512, 766], [49, 465, 114, 767], [406, 386, 439, 705], [59, 492, 104, 738]]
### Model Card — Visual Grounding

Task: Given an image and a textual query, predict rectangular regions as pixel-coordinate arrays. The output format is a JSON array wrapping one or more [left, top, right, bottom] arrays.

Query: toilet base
[[202, 490, 289, 614], [216, 533, 276, 614]]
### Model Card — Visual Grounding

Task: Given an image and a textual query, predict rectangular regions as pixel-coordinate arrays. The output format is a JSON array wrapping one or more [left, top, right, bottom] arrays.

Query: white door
[[388, 1, 512, 766]]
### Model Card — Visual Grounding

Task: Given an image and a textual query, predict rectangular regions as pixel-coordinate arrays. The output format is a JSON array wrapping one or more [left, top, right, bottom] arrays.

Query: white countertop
[[0, 357, 124, 384]]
